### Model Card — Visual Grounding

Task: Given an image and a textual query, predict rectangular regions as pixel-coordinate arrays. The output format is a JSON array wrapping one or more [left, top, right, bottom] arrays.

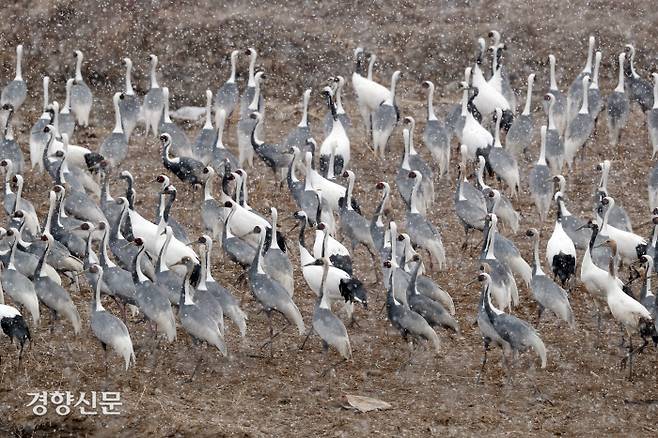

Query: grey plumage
[[213, 50, 240, 126], [527, 228, 576, 328], [199, 235, 247, 337], [33, 234, 81, 334], [406, 255, 459, 333], [262, 208, 294, 297], [70, 51, 93, 127], [421, 81, 450, 179], [385, 259, 440, 354], [505, 73, 535, 157], [405, 171, 446, 270], [175, 256, 227, 355], [131, 240, 176, 342], [0, 45, 27, 111], [191, 90, 217, 165], [528, 126, 552, 221], [607, 53, 630, 147], [99, 92, 128, 168], [88, 265, 136, 370], [143, 54, 164, 137], [118, 58, 141, 140], [248, 226, 305, 347]]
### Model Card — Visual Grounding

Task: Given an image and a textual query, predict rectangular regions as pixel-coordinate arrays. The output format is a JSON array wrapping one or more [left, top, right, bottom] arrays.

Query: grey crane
[[649, 160, 658, 212], [96, 222, 137, 310], [595, 160, 633, 232], [587, 51, 603, 120], [248, 225, 305, 356], [308, 257, 352, 370], [201, 166, 227, 241], [528, 126, 552, 221], [486, 108, 520, 197], [552, 175, 590, 250], [405, 171, 446, 271], [421, 80, 450, 178], [607, 52, 630, 147], [0, 108, 25, 175], [3, 173, 40, 238], [33, 233, 81, 334], [262, 207, 294, 297], [131, 238, 176, 342], [506, 73, 535, 157], [221, 200, 256, 268], [287, 88, 313, 151], [161, 133, 206, 187], [624, 44, 654, 112], [481, 192, 531, 288], [198, 235, 247, 337], [118, 58, 141, 141], [237, 70, 265, 168], [11, 215, 80, 282], [564, 75, 594, 169], [70, 50, 93, 126], [0, 45, 27, 111], [191, 90, 217, 165], [154, 226, 184, 304], [405, 117, 434, 208], [99, 92, 128, 168], [157, 184, 189, 244], [239, 48, 264, 118], [159, 87, 192, 157], [372, 70, 401, 158], [385, 259, 441, 355], [87, 264, 135, 371], [648, 73, 658, 160], [288, 148, 319, 226], [396, 128, 425, 215], [476, 270, 547, 383], [544, 93, 565, 175], [143, 54, 164, 137], [397, 234, 455, 314], [454, 165, 486, 249], [0, 229, 40, 325], [370, 181, 390, 259], [543, 54, 567, 135], [29, 77, 52, 172], [173, 256, 227, 379], [250, 111, 292, 180], [476, 157, 519, 233], [58, 78, 75, 140], [211, 111, 238, 171], [526, 228, 576, 328], [213, 50, 240, 126], [566, 35, 595, 121], [480, 214, 518, 310], [339, 170, 379, 269], [46, 188, 86, 259], [406, 255, 459, 334], [638, 255, 657, 319]]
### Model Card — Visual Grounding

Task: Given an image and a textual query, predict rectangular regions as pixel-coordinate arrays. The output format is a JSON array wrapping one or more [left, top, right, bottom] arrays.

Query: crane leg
[[320, 358, 347, 378], [299, 327, 313, 351], [476, 342, 489, 384]]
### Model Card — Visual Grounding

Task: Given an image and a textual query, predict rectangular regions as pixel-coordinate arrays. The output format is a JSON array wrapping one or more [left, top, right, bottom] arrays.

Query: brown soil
[[1, 1, 658, 436]]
